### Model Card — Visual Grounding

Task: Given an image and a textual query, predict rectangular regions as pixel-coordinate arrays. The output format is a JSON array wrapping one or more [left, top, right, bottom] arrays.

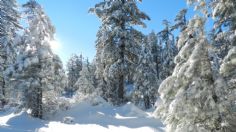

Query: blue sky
[[17, 0, 191, 65]]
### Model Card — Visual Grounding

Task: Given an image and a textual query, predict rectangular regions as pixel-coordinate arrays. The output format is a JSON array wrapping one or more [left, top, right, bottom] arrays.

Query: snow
[[0, 101, 165, 132], [0, 112, 20, 127]]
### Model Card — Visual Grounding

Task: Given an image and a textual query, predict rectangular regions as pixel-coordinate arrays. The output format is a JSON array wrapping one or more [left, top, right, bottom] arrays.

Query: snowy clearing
[[0, 101, 165, 132]]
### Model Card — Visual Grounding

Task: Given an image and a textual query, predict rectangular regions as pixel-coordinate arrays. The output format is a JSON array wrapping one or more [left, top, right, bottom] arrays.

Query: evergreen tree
[[42, 54, 67, 119], [172, 9, 188, 32], [215, 0, 236, 130], [74, 58, 96, 95], [187, 1, 236, 131], [220, 46, 236, 108], [155, 16, 228, 132], [158, 20, 177, 80], [211, 0, 236, 33], [213, 0, 236, 60], [126, 30, 145, 85], [6, 0, 66, 119], [66, 54, 83, 96], [0, 0, 20, 107], [219, 47, 236, 131], [132, 39, 158, 109], [93, 26, 107, 98], [90, 0, 150, 105], [187, 0, 235, 60], [147, 31, 160, 77]]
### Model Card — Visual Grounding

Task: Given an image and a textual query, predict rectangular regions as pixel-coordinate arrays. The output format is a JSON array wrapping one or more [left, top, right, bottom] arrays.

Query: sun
[[49, 36, 62, 53]]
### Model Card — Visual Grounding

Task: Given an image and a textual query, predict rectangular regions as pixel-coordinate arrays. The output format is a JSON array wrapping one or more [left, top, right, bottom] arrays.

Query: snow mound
[[0, 100, 165, 132]]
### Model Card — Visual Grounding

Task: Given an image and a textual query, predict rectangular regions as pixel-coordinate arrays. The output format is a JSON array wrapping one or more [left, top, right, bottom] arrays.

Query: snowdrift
[[0, 99, 164, 132]]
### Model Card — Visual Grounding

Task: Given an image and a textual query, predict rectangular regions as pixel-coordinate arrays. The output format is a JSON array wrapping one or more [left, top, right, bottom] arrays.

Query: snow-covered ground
[[0, 100, 165, 132]]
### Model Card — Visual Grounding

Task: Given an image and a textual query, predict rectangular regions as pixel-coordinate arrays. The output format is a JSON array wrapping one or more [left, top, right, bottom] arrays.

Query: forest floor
[[0, 98, 165, 132]]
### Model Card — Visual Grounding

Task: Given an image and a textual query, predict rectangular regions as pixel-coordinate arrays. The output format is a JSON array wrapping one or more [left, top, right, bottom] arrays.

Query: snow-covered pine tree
[[126, 30, 144, 85], [213, 0, 236, 93], [42, 54, 67, 119], [93, 26, 107, 98], [187, 1, 236, 130], [219, 47, 236, 131], [215, 0, 236, 130], [74, 58, 96, 95], [6, 0, 66, 119], [52, 55, 67, 95], [158, 20, 177, 80], [66, 54, 83, 97], [213, 0, 236, 60], [194, 0, 234, 65], [210, 0, 236, 33], [132, 38, 158, 109], [172, 8, 188, 32], [147, 31, 160, 77], [186, 0, 235, 56], [211, 29, 231, 61], [0, 0, 20, 107], [90, 0, 150, 105], [155, 16, 227, 132]]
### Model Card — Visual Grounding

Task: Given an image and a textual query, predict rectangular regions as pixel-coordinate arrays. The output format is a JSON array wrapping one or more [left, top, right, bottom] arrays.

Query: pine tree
[[220, 47, 236, 108], [90, 0, 150, 105], [6, 0, 65, 119], [74, 58, 96, 95], [93, 26, 107, 98], [147, 31, 160, 77], [212, 0, 236, 96], [186, 0, 236, 58], [214, 0, 236, 130], [126, 30, 145, 85], [219, 47, 236, 131], [42, 54, 67, 119], [0, 0, 20, 107], [66, 54, 83, 96], [132, 39, 158, 109], [211, 0, 236, 33], [187, 1, 236, 130], [205, 0, 236, 63], [172, 8, 188, 32], [155, 16, 227, 132], [158, 20, 177, 80]]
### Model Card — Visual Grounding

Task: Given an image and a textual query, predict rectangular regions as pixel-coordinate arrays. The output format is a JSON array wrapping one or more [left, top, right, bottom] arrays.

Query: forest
[[0, 0, 236, 132]]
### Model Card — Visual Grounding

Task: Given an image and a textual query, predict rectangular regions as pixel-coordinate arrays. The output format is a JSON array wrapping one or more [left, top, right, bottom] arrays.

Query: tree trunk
[[38, 86, 43, 119], [2, 79, 5, 98], [31, 86, 43, 119], [117, 0, 126, 104], [118, 73, 124, 102], [144, 95, 150, 109], [0, 77, 6, 107], [118, 33, 125, 103], [0, 54, 7, 107]]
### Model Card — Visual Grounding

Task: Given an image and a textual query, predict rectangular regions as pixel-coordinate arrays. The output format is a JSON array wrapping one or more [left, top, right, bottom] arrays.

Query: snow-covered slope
[[0, 100, 165, 132]]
